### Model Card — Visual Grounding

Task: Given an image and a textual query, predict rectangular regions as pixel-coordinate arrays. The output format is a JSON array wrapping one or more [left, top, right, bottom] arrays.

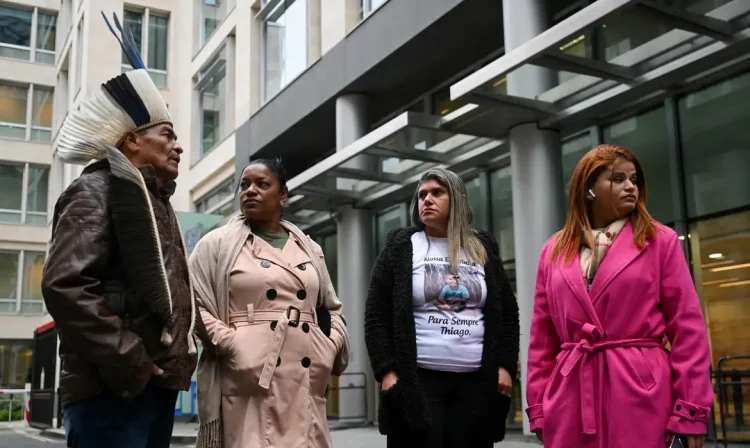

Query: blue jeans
[[63, 385, 179, 448]]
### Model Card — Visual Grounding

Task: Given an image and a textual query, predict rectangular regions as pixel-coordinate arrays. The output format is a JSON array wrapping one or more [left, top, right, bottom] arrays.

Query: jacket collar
[[83, 147, 177, 199], [138, 165, 176, 199]]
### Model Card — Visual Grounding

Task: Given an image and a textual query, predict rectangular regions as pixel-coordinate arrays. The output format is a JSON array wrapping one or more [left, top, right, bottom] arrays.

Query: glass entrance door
[[689, 210, 750, 440]]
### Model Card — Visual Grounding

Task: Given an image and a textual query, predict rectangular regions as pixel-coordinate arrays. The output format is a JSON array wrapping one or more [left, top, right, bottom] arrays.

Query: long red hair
[[550, 144, 657, 264]]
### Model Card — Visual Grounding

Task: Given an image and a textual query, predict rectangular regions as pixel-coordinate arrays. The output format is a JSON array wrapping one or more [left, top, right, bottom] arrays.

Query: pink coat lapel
[[559, 253, 603, 328], [588, 220, 648, 304]]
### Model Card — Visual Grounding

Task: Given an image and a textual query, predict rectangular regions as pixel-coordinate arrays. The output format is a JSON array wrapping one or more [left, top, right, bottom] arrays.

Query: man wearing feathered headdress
[[41, 12, 197, 448]]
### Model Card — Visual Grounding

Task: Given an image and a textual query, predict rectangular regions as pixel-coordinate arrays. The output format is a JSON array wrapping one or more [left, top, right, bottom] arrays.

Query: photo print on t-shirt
[[423, 262, 483, 313]]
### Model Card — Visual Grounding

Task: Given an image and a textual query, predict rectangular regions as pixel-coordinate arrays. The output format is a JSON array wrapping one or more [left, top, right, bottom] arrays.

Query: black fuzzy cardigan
[[365, 227, 520, 442]]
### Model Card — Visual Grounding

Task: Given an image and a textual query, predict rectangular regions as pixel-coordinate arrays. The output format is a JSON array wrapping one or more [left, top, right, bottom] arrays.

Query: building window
[[36, 11, 56, 64], [21, 251, 44, 314], [0, 5, 56, 65], [602, 107, 674, 224], [195, 178, 234, 215], [196, 46, 228, 156], [0, 163, 49, 225], [465, 175, 489, 231], [200, 0, 234, 44], [0, 250, 45, 315], [121, 9, 169, 89], [263, 0, 309, 101], [360, 0, 387, 19], [74, 18, 83, 96], [0, 339, 34, 388], [679, 72, 750, 219], [0, 83, 53, 142], [688, 210, 750, 371], [490, 166, 515, 263], [560, 131, 593, 204], [375, 204, 405, 254]]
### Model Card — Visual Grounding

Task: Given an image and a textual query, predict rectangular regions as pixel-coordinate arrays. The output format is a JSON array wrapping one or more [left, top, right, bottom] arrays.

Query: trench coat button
[[296, 290, 307, 300], [277, 357, 281, 366], [266, 289, 277, 300], [271, 321, 277, 330], [676, 405, 682, 411], [689, 410, 695, 417], [302, 323, 309, 333], [297, 263, 307, 271], [260, 260, 271, 268], [301, 357, 311, 368]]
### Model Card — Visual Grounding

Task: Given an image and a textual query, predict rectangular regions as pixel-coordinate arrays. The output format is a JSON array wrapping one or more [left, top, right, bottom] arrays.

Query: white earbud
[[587, 189, 596, 200]]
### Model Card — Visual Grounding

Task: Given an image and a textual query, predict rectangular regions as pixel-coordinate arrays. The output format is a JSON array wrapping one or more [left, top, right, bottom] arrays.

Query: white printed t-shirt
[[411, 232, 486, 372]]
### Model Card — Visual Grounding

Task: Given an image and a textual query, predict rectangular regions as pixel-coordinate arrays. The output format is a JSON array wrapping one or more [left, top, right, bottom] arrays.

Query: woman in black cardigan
[[365, 168, 520, 448]]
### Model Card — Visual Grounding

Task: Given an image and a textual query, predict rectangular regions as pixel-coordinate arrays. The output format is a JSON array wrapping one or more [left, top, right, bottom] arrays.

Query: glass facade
[[465, 176, 488, 231], [305, 69, 750, 429], [679, 72, 750, 218], [602, 107, 674, 224], [375, 205, 406, 254]]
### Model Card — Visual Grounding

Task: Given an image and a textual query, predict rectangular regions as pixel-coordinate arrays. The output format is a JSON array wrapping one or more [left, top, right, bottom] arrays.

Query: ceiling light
[[702, 260, 734, 269], [719, 279, 750, 288], [702, 278, 739, 286], [711, 262, 750, 273], [709, 253, 723, 259]]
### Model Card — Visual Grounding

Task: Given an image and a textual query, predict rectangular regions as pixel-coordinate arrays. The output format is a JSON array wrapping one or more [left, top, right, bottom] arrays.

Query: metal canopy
[[283, 109, 508, 230], [449, 0, 750, 134], [284, 0, 750, 231]]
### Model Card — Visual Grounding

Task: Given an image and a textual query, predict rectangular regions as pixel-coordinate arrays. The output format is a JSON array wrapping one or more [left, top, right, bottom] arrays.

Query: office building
[[2, 0, 748, 436], [1, 0, 59, 390], [225, 0, 750, 433]]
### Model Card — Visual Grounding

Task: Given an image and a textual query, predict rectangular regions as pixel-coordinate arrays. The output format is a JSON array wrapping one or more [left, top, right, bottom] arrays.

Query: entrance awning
[[449, 0, 750, 134], [284, 108, 508, 231]]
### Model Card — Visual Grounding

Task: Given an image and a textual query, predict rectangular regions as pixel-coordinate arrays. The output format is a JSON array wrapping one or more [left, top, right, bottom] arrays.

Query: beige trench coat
[[196, 226, 348, 448]]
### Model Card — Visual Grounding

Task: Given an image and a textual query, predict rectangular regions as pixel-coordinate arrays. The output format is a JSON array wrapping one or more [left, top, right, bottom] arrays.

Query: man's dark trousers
[[63, 385, 179, 448]]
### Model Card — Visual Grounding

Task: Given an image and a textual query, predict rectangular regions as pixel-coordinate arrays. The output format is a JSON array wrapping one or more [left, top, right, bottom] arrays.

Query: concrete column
[[502, 0, 566, 435], [335, 94, 373, 422]]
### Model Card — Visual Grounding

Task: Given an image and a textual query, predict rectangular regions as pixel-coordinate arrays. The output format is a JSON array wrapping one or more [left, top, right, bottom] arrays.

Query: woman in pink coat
[[527, 144, 713, 448]]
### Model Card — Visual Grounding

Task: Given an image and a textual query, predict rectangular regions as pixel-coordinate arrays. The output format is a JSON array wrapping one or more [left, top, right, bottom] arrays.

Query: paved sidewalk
[[14, 421, 745, 448], [38, 421, 542, 447], [331, 425, 542, 447]]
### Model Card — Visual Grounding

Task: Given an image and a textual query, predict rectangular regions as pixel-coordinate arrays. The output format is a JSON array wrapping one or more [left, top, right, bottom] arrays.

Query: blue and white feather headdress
[[57, 11, 172, 165]]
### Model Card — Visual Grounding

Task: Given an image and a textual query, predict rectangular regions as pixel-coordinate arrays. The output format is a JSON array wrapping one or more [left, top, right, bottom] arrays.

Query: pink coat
[[526, 221, 713, 448]]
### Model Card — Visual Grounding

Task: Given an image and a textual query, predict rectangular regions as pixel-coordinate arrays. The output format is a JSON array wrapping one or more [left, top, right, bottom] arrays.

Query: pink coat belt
[[559, 323, 664, 435], [228, 305, 316, 390]]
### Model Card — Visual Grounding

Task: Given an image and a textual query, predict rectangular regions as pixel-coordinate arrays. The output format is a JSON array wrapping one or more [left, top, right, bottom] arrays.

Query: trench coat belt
[[559, 323, 664, 435], [228, 306, 316, 390]]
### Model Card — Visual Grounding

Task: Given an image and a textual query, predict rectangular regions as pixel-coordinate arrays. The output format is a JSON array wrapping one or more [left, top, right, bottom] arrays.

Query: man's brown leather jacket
[[42, 159, 197, 405]]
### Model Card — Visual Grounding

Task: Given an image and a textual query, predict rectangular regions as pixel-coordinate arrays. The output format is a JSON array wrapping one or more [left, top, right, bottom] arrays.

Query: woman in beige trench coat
[[189, 158, 351, 448]]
